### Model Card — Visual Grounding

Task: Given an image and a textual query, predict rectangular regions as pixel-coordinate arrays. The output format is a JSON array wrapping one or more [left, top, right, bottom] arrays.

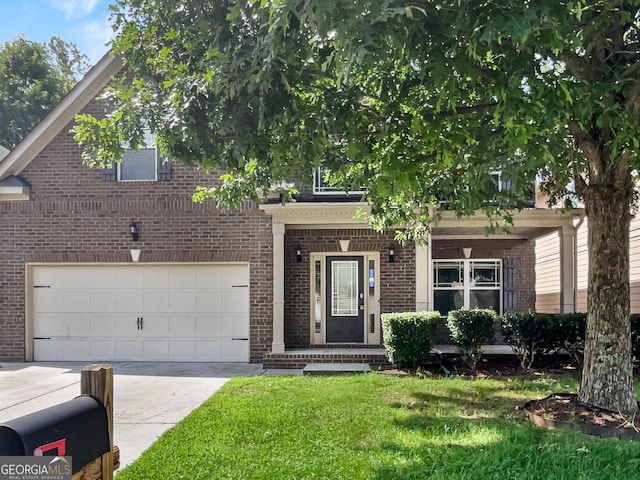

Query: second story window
[[119, 130, 158, 182], [313, 166, 365, 196]]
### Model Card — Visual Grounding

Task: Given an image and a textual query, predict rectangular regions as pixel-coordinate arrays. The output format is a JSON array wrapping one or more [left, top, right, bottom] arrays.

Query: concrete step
[[303, 363, 371, 375]]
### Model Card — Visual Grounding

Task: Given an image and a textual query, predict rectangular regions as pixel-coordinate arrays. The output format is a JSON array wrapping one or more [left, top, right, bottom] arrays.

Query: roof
[[0, 52, 123, 181]]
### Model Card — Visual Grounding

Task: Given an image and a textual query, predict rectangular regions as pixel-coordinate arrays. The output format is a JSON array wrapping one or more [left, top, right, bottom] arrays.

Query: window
[[312, 166, 365, 195], [118, 131, 159, 182], [433, 259, 502, 316]]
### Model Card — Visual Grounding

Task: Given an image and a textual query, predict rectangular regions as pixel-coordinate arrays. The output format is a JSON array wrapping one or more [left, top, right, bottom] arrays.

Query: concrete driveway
[[0, 362, 264, 470]]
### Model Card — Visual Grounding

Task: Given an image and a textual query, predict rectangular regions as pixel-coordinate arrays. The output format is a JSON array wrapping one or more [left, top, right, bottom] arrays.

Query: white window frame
[[431, 258, 503, 315], [117, 130, 159, 182], [312, 166, 365, 195]]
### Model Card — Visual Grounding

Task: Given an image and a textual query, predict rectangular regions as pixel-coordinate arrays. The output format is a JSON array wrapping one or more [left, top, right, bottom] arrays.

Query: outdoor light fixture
[[296, 246, 302, 263], [388, 248, 395, 262], [129, 220, 139, 242]]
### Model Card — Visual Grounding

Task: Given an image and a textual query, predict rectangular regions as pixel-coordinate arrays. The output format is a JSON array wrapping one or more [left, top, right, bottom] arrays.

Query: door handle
[[137, 317, 141, 330], [140, 317, 144, 330]]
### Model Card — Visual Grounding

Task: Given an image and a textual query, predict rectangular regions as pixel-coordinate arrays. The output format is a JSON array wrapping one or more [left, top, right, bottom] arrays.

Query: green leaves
[[0, 36, 89, 149]]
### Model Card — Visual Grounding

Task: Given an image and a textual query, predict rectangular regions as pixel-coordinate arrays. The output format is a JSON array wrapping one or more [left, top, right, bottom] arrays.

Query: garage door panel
[[221, 289, 249, 313], [62, 340, 91, 361], [33, 314, 63, 336], [169, 267, 197, 287], [90, 315, 116, 337], [115, 269, 144, 287], [196, 291, 221, 312], [168, 291, 196, 313], [116, 290, 144, 312], [169, 316, 195, 337], [195, 340, 221, 360], [34, 289, 63, 313], [195, 315, 221, 336], [221, 340, 249, 361], [33, 264, 250, 362], [115, 340, 143, 359], [115, 314, 142, 336], [221, 315, 250, 337], [33, 268, 59, 287], [142, 315, 169, 336], [196, 268, 222, 288], [169, 340, 194, 359], [89, 340, 115, 359], [66, 314, 91, 336], [143, 268, 169, 287], [90, 291, 115, 312], [90, 268, 116, 288], [219, 266, 249, 288], [63, 269, 91, 288], [143, 340, 168, 359], [63, 291, 90, 313], [143, 290, 169, 312]]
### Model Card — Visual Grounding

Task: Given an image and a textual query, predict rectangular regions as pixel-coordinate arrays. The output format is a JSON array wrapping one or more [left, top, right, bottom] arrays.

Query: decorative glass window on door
[[433, 259, 502, 316]]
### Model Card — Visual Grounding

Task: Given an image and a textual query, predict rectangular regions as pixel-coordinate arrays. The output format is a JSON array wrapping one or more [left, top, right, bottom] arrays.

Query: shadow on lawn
[[370, 377, 640, 480]]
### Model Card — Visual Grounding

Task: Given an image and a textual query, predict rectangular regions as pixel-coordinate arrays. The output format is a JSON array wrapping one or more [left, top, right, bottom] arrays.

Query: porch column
[[272, 221, 286, 353], [559, 225, 576, 313], [415, 234, 432, 311]]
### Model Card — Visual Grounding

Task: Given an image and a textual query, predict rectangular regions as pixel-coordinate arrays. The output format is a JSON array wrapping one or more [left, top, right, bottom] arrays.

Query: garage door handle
[[231, 338, 248, 341], [34, 337, 51, 340], [140, 317, 144, 330], [137, 317, 141, 330]]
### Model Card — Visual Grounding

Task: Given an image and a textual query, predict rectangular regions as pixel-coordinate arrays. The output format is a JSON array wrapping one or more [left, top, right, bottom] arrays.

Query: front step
[[303, 363, 371, 375], [262, 348, 388, 369]]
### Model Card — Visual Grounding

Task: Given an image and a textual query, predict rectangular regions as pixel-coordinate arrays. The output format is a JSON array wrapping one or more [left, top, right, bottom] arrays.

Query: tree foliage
[[74, 0, 640, 412], [0, 36, 89, 149]]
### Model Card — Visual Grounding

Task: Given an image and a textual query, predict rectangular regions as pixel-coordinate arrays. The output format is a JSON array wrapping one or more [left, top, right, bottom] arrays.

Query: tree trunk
[[579, 172, 637, 414]]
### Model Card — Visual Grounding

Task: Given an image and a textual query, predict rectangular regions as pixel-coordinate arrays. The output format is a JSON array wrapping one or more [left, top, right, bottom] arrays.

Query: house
[[0, 53, 582, 367], [536, 215, 640, 314]]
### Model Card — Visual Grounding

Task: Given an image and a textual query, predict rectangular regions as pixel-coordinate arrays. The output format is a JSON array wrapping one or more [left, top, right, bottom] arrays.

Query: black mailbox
[[0, 395, 110, 474]]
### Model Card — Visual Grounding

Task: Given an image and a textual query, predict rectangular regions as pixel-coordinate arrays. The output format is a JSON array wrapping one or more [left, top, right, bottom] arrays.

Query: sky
[[0, 0, 115, 67]]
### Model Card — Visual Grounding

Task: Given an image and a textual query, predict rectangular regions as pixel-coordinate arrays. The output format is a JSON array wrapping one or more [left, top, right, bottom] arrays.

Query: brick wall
[[283, 229, 414, 348], [0, 97, 274, 362]]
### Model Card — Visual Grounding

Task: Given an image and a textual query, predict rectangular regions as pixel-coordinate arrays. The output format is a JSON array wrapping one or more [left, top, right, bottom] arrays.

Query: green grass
[[116, 373, 640, 480]]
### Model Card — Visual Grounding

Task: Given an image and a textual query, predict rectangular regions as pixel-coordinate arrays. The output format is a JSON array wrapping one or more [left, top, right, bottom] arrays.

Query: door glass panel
[[331, 261, 358, 316], [314, 260, 322, 333]]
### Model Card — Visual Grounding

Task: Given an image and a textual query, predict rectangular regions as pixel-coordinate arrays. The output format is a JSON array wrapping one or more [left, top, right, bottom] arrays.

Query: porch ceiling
[[259, 202, 584, 239]]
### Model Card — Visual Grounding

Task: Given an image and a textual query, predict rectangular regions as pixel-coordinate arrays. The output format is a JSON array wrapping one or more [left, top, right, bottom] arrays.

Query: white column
[[271, 221, 286, 353], [415, 233, 432, 311], [560, 225, 576, 313]]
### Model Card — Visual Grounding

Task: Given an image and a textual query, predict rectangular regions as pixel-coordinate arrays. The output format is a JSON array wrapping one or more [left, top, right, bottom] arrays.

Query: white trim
[[309, 252, 380, 345], [0, 185, 30, 201]]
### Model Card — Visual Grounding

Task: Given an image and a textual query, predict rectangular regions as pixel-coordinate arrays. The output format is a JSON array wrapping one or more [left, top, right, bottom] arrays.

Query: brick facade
[[0, 97, 274, 362]]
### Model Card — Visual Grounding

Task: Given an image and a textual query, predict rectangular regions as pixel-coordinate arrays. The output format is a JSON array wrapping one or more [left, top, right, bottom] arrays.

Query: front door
[[326, 256, 364, 342]]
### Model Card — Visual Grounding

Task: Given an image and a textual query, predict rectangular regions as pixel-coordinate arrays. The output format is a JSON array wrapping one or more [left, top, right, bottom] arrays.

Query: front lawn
[[116, 373, 640, 479]]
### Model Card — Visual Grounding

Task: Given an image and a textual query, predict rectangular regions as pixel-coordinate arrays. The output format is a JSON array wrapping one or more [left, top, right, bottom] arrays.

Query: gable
[[0, 53, 123, 191]]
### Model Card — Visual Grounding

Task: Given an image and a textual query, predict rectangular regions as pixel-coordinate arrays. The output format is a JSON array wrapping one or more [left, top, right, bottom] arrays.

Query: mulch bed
[[524, 393, 640, 439]]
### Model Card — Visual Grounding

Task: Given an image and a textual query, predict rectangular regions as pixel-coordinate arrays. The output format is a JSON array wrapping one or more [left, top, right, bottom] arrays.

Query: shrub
[[500, 312, 566, 370], [381, 311, 439, 368], [556, 313, 587, 367], [447, 308, 496, 374]]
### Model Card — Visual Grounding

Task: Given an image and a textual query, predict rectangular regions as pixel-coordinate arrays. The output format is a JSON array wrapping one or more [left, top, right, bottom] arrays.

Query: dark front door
[[326, 256, 364, 342]]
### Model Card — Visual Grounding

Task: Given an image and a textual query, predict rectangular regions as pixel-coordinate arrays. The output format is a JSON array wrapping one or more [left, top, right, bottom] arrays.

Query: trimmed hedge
[[447, 308, 496, 373], [381, 311, 439, 368]]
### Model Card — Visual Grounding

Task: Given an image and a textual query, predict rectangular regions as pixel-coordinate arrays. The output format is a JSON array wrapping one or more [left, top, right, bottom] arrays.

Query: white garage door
[[31, 264, 250, 362]]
